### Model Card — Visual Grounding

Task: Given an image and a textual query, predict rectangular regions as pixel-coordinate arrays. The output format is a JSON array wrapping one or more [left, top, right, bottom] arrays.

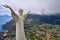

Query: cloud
[[41, 9, 54, 15], [0, 4, 11, 16], [1, 0, 60, 11], [0, 0, 60, 16]]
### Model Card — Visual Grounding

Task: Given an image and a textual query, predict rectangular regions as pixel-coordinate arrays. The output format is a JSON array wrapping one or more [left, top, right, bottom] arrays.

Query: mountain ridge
[[2, 13, 60, 30]]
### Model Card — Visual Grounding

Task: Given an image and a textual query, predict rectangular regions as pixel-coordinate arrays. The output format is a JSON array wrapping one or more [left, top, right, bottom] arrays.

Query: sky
[[0, 0, 60, 16]]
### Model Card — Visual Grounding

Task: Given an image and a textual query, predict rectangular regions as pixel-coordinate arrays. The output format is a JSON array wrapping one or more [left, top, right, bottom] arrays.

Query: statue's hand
[[2, 4, 10, 8]]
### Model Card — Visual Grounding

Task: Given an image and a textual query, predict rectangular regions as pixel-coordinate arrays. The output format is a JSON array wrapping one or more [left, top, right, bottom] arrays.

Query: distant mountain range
[[2, 13, 60, 30], [27, 14, 60, 24]]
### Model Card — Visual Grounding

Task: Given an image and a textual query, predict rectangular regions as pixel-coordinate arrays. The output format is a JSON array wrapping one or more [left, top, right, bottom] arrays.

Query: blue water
[[0, 15, 12, 32]]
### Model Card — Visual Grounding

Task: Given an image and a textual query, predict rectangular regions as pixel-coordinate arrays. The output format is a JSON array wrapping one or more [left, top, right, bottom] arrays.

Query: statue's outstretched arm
[[24, 11, 30, 19], [3, 5, 18, 21]]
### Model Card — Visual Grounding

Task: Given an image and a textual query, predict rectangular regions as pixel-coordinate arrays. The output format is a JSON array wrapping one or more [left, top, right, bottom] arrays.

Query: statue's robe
[[16, 15, 26, 40]]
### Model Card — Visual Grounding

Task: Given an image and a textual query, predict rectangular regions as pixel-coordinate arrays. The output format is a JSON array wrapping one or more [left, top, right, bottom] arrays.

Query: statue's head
[[19, 9, 23, 15]]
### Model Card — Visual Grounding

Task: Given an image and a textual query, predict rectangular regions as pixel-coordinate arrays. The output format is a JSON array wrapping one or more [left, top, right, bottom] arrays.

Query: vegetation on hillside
[[1, 14, 60, 40]]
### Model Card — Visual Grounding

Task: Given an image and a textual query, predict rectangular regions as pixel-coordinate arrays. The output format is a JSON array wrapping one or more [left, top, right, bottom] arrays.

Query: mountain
[[2, 13, 60, 30], [27, 13, 60, 24], [0, 15, 12, 32], [0, 25, 7, 32]]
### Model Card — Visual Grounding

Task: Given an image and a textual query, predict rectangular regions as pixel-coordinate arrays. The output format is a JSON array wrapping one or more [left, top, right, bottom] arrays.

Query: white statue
[[3, 4, 29, 40]]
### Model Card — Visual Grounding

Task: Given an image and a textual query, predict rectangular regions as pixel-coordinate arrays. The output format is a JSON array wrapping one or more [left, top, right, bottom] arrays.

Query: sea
[[0, 15, 12, 32]]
